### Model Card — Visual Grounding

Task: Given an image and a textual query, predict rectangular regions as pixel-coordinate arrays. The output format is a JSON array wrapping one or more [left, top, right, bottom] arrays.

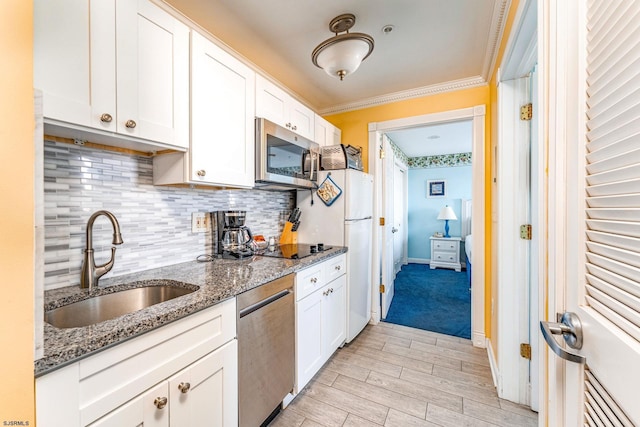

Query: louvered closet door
[[553, 0, 640, 424]]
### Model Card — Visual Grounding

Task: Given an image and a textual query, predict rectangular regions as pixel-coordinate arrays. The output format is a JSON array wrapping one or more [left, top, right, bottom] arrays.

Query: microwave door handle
[[310, 151, 316, 181]]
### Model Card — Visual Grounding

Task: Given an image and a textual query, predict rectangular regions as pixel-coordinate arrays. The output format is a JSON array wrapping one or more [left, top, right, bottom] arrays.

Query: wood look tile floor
[[269, 322, 538, 427]]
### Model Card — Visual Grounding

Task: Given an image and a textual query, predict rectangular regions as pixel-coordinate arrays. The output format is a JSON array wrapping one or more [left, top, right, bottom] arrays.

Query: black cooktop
[[256, 243, 332, 260]]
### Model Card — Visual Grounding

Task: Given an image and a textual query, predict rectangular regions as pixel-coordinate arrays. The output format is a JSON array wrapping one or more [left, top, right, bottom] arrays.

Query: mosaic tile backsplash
[[43, 140, 295, 290]]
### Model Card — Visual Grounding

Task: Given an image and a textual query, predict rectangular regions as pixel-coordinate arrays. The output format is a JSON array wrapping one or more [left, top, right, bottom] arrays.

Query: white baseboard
[[486, 338, 501, 393], [408, 258, 430, 264], [472, 331, 486, 348]]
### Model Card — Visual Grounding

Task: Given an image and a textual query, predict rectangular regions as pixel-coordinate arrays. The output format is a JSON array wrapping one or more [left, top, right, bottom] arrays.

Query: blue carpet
[[384, 263, 471, 339]]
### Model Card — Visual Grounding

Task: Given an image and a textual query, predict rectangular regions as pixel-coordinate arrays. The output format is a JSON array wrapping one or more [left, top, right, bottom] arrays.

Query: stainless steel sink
[[45, 285, 196, 329]]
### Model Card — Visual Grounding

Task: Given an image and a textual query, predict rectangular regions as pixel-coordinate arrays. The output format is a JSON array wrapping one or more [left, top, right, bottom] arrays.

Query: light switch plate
[[191, 212, 208, 233]]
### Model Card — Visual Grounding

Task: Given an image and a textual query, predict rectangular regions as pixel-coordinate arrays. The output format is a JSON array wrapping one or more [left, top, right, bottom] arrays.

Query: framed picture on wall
[[427, 179, 446, 198]]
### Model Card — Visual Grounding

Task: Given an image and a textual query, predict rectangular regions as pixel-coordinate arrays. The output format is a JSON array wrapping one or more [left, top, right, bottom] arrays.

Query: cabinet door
[[314, 115, 329, 147], [296, 290, 324, 392], [330, 126, 342, 146], [191, 32, 256, 187], [288, 100, 315, 140], [255, 75, 288, 127], [169, 340, 238, 427], [34, 0, 115, 129], [89, 382, 169, 427], [116, 0, 189, 148], [323, 275, 347, 358]]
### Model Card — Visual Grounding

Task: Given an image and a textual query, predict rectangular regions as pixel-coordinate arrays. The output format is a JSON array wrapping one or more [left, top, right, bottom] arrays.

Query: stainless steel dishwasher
[[237, 273, 295, 427]]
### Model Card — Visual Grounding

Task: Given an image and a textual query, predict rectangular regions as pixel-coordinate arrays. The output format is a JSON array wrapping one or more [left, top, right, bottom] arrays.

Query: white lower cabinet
[[91, 340, 238, 427], [295, 255, 346, 392], [36, 299, 237, 427]]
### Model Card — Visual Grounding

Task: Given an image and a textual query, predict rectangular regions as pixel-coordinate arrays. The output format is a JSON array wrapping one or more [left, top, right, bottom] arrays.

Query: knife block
[[279, 221, 298, 245]]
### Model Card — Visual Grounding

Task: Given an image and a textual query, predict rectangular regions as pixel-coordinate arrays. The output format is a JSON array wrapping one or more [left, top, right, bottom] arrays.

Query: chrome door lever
[[540, 312, 586, 364]]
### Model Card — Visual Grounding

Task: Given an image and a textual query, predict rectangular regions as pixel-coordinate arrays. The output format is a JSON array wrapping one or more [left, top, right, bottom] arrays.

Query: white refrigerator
[[297, 169, 373, 342]]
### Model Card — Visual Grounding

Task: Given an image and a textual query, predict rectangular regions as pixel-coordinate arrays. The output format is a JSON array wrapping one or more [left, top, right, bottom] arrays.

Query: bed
[[462, 199, 472, 287]]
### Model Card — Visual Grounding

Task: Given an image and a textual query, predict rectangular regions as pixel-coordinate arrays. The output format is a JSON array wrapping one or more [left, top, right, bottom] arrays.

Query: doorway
[[368, 105, 487, 348], [381, 123, 474, 339]]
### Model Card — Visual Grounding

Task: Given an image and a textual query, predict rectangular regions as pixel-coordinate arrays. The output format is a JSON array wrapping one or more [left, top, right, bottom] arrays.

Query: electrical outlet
[[191, 212, 208, 233]]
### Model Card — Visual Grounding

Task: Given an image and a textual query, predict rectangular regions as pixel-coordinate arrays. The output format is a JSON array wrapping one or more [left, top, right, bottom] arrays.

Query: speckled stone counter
[[35, 247, 347, 376]]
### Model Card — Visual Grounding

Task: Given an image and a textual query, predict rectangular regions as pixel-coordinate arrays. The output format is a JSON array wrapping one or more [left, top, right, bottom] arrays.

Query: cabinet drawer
[[296, 264, 324, 301], [432, 241, 458, 251], [324, 254, 346, 283], [432, 251, 458, 263], [78, 299, 236, 425]]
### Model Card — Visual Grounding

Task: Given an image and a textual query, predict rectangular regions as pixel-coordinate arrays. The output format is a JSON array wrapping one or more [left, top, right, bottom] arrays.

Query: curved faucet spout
[[81, 210, 124, 291]]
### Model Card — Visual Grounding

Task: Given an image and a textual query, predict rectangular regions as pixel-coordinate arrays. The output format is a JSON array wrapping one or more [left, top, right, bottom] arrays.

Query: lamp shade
[[437, 205, 457, 221], [314, 36, 372, 80]]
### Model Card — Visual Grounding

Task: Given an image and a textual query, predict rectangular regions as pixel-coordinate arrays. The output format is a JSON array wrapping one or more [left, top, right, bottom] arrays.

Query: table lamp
[[437, 205, 457, 238]]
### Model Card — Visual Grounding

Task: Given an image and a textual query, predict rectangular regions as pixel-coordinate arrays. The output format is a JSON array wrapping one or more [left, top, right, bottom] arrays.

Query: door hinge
[[380, 284, 385, 293], [379, 148, 385, 159], [520, 103, 533, 120], [520, 343, 532, 360], [379, 217, 385, 226], [520, 224, 532, 240]]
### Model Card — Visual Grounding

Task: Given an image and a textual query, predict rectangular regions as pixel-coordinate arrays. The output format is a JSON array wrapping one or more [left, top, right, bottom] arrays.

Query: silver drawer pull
[[310, 277, 318, 283], [335, 265, 341, 271]]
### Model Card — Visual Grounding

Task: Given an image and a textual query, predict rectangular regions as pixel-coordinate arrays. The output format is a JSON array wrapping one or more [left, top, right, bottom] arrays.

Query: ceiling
[[386, 120, 473, 157], [164, 0, 509, 114]]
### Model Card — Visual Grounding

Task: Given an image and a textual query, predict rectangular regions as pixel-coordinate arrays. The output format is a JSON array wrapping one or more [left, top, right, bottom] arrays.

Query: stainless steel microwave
[[255, 118, 320, 190]]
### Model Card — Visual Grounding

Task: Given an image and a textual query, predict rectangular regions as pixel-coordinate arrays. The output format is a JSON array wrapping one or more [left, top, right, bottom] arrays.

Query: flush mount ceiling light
[[311, 13, 374, 81]]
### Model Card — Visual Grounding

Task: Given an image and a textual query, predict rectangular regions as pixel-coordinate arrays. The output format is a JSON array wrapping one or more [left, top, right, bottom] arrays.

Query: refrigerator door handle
[[345, 216, 372, 222]]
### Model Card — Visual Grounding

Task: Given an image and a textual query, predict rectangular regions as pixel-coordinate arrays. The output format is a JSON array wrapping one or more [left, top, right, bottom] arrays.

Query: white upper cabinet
[[189, 32, 255, 187], [34, 0, 189, 150], [314, 114, 342, 147], [153, 31, 256, 188], [256, 75, 315, 140]]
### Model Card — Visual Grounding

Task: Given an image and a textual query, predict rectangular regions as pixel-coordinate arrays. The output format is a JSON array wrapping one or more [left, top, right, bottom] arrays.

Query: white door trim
[[368, 106, 486, 348]]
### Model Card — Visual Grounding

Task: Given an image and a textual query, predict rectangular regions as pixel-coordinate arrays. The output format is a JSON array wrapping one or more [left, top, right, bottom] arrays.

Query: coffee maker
[[213, 210, 253, 259]]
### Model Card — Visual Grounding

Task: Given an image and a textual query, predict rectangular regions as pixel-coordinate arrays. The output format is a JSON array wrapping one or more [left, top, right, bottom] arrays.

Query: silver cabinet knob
[[197, 170, 206, 177], [335, 265, 341, 271], [292, 125, 297, 131], [100, 113, 113, 123], [310, 277, 318, 283], [125, 119, 137, 129], [154, 396, 168, 409], [178, 382, 191, 394], [323, 289, 330, 296], [286, 122, 291, 128]]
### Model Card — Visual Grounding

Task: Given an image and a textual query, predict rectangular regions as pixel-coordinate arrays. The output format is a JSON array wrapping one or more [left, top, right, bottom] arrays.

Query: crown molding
[[482, 0, 511, 81], [319, 76, 487, 115]]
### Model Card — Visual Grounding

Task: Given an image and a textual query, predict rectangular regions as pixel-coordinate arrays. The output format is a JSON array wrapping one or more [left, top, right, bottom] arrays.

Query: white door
[[544, 1, 640, 425], [345, 218, 373, 341], [381, 137, 395, 319], [393, 162, 405, 275]]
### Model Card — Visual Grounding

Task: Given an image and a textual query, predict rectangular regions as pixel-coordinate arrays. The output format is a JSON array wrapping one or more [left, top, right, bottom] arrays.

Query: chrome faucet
[[81, 210, 124, 291]]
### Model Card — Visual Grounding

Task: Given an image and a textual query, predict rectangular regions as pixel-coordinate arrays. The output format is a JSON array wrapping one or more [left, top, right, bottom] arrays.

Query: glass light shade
[[437, 205, 458, 221], [315, 37, 372, 79]]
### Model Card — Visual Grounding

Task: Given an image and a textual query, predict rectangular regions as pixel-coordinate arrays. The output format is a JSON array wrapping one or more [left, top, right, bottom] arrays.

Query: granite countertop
[[35, 247, 347, 376]]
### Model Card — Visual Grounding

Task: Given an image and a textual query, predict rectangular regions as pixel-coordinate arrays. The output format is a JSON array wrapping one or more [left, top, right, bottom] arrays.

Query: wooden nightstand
[[430, 236, 462, 272]]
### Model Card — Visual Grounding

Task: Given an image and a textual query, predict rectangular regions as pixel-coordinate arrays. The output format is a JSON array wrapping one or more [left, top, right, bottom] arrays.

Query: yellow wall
[[325, 85, 494, 335], [0, 0, 35, 424]]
